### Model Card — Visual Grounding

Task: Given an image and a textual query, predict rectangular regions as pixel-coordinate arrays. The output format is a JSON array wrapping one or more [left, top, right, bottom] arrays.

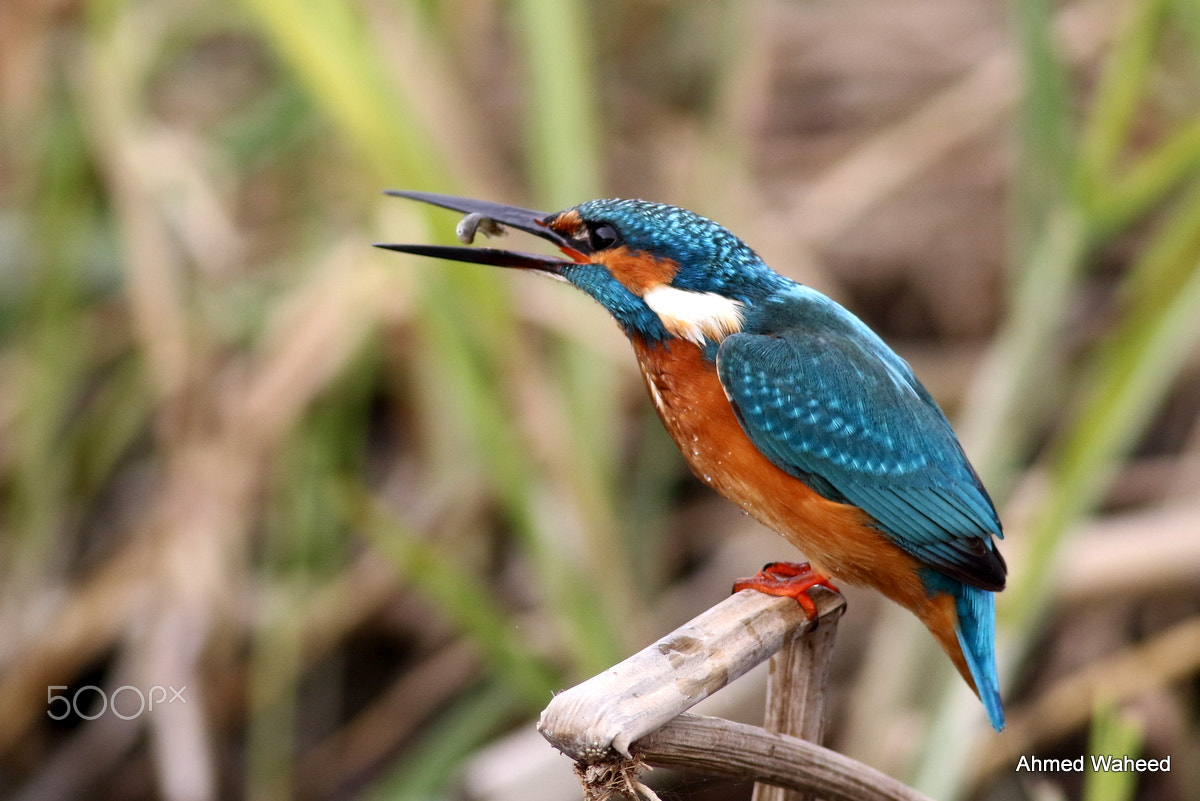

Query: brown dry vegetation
[[1, 1, 1199, 800]]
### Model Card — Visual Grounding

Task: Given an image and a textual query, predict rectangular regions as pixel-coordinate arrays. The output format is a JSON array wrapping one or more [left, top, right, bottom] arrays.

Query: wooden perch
[[538, 588, 844, 761], [539, 586, 935, 801]]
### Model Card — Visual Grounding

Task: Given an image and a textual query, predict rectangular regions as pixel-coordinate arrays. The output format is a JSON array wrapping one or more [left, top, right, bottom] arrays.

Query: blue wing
[[716, 289, 1005, 591]]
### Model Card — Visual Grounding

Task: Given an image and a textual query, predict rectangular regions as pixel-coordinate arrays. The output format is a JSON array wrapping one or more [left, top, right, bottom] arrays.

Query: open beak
[[374, 190, 582, 272]]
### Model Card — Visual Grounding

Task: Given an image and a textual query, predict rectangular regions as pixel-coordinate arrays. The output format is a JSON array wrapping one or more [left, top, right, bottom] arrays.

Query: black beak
[[374, 190, 581, 272]]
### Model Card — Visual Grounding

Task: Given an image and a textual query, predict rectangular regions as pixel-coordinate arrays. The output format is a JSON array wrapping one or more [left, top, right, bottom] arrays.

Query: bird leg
[[732, 561, 840, 619]]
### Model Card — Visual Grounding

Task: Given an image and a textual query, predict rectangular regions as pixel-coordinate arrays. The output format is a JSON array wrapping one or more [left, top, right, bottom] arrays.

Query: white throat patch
[[643, 285, 745, 346]]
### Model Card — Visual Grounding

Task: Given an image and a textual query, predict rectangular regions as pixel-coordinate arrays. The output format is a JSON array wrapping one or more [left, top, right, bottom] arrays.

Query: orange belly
[[632, 336, 939, 621]]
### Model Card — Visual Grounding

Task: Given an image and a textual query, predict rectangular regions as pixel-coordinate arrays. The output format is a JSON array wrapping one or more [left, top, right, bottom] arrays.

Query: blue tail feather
[[954, 584, 1004, 731]]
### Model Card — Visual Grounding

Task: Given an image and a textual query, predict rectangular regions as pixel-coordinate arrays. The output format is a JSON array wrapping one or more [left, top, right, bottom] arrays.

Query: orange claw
[[732, 561, 840, 618]]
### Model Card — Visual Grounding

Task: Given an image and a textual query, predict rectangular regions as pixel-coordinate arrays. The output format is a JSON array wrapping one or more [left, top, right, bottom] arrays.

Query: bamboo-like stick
[[537, 587, 844, 761], [538, 586, 938, 801], [753, 598, 843, 801]]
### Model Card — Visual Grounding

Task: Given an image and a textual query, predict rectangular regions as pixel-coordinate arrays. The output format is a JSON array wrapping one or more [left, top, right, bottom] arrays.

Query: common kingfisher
[[378, 190, 1007, 731]]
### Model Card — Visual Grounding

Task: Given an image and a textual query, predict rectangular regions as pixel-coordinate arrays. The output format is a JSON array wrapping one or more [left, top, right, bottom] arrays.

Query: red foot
[[732, 561, 840, 618]]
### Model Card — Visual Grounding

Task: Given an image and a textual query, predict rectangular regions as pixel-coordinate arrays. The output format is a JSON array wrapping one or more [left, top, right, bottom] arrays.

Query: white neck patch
[[643, 285, 745, 346]]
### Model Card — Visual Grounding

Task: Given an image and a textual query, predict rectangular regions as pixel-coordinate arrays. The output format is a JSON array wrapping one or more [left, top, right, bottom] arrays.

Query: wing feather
[[716, 323, 1005, 591]]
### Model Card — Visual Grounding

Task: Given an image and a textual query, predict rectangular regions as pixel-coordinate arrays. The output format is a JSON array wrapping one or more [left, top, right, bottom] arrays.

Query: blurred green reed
[[4, 0, 1199, 799], [1083, 702, 1143, 801], [231, 0, 639, 795], [917, 0, 1200, 796], [237, 0, 651, 796]]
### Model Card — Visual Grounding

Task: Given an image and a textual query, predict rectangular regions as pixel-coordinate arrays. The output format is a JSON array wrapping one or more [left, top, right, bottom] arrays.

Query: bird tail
[[916, 580, 1004, 731], [951, 584, 1004, 731]]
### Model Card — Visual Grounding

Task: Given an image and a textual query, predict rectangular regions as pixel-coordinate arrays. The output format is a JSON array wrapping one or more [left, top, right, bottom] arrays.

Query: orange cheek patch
[[597, 247, 679, 295], [546, 211, 678, 289]]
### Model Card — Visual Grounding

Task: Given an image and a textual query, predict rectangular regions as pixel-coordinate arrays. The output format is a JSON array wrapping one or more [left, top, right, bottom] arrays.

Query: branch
[[538, 588, 843, 761], [639, 714, 933, 801], [538, 587, 936, 801]]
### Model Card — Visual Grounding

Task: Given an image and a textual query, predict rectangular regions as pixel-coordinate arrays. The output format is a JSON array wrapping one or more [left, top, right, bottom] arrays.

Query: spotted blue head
[[376, 191, 791, 347]]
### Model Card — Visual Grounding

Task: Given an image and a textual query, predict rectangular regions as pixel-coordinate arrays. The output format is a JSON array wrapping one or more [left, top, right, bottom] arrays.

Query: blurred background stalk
[[1, 1, 1198, 800]]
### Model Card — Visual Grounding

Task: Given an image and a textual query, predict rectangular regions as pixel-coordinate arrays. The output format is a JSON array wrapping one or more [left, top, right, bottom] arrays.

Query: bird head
[[377, 191, 789, 347]]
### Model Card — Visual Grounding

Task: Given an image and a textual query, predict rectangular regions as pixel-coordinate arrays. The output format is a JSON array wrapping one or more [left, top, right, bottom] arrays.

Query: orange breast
[[632, 337, 932, 614]]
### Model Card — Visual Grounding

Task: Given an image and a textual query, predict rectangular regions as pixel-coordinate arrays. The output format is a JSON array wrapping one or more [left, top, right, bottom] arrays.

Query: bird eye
[[586, 223, 621, 252]]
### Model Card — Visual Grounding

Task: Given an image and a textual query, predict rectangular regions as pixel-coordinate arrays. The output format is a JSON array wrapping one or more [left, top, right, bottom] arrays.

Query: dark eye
[[586, 222, 621, 252]]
